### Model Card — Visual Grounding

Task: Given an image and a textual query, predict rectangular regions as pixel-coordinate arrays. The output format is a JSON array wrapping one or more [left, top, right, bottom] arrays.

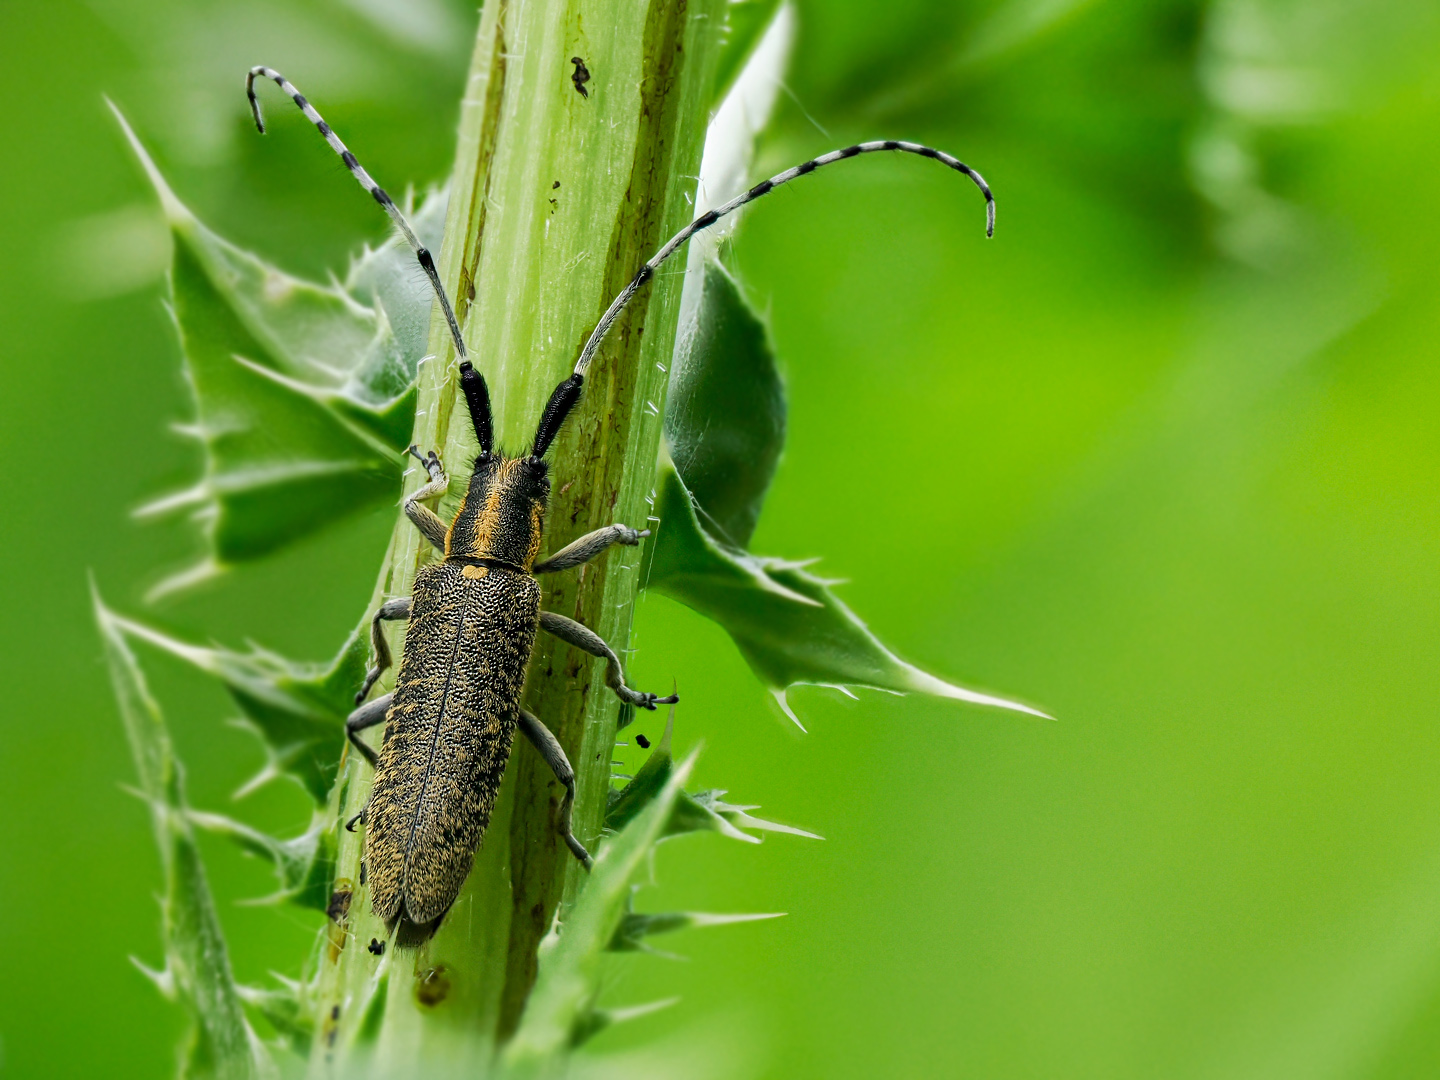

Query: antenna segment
[[572, 139, 993, 377], [246, 66, 468, 363]]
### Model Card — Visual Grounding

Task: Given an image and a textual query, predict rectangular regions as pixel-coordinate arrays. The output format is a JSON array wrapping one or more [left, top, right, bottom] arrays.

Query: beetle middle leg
[[538, 611, 679, 710], [517, 709, 593, 870], [345, 691, 392, 769], [356, 597, 412, 703], [533, 523, 649, 574]]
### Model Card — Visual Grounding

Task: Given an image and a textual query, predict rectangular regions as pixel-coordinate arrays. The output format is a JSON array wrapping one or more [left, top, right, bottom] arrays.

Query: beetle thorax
[[445, 454, 549, 570]]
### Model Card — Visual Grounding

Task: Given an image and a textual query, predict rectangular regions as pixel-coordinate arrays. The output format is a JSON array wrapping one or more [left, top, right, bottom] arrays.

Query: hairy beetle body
[[347, 444, 674, 927]]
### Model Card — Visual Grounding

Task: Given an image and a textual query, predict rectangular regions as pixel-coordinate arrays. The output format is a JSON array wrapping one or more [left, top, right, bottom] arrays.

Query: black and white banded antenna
[[570, 139, 994, 378], [245, 66, 469, 365]]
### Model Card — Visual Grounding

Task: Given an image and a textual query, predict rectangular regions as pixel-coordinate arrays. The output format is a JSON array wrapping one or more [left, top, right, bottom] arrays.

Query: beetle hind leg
[[357, 597, 412, 703], [518, 710, 593, 870], [538, 611, 679, 710]]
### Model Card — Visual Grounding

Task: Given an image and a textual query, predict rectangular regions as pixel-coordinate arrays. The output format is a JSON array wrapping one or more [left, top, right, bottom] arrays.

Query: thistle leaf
[[570, 998, 680, 1048], [188, 810, 337, 913], [605, 704, 684, 834], [343, 199, 450, 402], [666, 788, 822, 843], [607, 707, 817, 843], [111, 104, 434, 580], [93, 584, 274, 1080], [666, 259, 785, 550], [235, 977, 314, 1057], [103, 610, 363, 805], [502, 752, 699, 1075], [609, 910, 785, 953], [643, 462, 1049, 724]]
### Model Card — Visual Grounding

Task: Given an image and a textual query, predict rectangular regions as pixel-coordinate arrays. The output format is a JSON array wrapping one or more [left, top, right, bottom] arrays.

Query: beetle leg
[[517, 709, 593, 870], [538, 611, 679, 710], [357, 597, 412, 703], [345, 691, 392, 768], [532, 523, 648, 574], [403, 445, 450, 552]]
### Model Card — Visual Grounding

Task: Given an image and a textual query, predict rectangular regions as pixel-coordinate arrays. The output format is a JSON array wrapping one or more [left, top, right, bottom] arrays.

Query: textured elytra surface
[[365, 562, 541, 924]]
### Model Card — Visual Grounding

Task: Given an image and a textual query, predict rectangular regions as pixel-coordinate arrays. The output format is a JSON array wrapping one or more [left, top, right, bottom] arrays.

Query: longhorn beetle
[[247, 66, 995, 929]]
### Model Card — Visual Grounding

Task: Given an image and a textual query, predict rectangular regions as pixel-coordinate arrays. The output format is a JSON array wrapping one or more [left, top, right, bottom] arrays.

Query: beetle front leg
[[538, 611, 679, 710], [517, 709, 592, 870], [532, 523, 649, 574], [356, 597, 411, 703], [345, 691, 392, 769], [403, 445, 450, 552]]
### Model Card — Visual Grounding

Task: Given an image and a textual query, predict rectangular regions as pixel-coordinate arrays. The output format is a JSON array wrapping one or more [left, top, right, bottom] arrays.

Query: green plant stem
[[311, 0, 723, 1073]]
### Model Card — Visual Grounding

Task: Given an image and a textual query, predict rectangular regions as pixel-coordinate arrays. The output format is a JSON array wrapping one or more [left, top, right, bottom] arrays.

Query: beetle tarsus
[[406, 444, 444, 483], [403, 450, 450, 551], [634, 691, 680, 710]]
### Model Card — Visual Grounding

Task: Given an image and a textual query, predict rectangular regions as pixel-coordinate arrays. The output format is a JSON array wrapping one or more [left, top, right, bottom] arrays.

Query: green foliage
[[94, 587, 274, 1080], [666, 260, 785, 550], [88, 3, 1035, 1075], [235, 978, 314, 1059], [13, 0, 1440, 1076], [501, 749, 700, 1074], [566, 999, 680, 1049], [499, 701, 814, 1072], [645, 462, 1046, 723], [606, 702, 819, 843], [101, 608, 364, 805], [656, 254, 1043, 722], [609, 909, 785, 955], [665, 786, 821, 844], [114, 106, 439, 588], [187, 810, 337, 912], [712, 0, 785, 106]]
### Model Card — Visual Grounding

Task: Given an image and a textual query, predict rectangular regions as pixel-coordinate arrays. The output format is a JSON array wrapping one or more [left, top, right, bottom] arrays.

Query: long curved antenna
[[572, 139, 994, 377], [245, 66, 468, 363]]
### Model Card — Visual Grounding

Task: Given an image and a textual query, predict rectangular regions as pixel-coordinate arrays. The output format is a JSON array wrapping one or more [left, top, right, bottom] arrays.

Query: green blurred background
[[4, 0, 1440, 1076]]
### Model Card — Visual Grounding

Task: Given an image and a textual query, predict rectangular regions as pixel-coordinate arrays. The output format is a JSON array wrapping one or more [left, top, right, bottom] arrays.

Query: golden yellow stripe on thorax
[[472, 459, 516, 557]]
